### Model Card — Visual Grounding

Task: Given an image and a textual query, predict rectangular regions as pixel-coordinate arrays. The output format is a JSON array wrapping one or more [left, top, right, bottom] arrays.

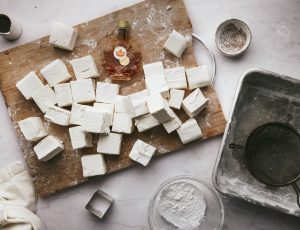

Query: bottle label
[[113, 46, 127, 60], [119, 56, 130, 66]]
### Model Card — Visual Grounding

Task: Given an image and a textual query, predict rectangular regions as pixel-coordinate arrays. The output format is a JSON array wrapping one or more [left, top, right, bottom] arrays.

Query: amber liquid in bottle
[[102, 20, 141, 81]]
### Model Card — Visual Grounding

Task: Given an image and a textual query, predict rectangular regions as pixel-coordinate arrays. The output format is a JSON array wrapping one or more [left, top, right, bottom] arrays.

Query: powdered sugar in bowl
[[148, 176, 224, 230]]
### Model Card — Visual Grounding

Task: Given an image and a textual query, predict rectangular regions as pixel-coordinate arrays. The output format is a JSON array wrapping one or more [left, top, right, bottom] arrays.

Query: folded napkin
[[0, 161, 46, 230]]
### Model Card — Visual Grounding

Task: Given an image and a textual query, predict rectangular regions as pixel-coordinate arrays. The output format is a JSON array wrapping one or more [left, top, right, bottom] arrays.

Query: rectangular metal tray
[[213, 69, 300, 217]]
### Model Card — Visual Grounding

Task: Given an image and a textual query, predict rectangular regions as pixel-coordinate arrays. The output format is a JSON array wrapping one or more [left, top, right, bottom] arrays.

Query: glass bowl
[[148, 176, 224, 230]]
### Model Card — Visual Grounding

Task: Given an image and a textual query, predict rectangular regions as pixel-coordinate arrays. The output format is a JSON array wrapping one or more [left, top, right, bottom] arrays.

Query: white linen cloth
[[0, 161, 46, 230]]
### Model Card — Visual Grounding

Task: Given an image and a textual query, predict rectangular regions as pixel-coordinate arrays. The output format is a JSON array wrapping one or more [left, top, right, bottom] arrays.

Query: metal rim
[[243, 122, 300, 187], [192, 33, 216, 84]]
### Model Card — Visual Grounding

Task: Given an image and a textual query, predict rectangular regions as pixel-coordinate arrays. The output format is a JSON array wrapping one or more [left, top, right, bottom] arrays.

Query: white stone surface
[[1, 0, 300, 229]]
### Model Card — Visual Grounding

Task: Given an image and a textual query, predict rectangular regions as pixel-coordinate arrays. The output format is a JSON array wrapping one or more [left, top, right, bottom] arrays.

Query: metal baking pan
[[213, 68, 300, 217]]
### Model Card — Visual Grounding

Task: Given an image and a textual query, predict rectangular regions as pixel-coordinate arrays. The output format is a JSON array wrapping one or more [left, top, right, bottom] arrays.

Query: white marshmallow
[[16, 71, 44, 100], [18, 117, 48, 141], [96, 82, 120, 103], [143, 62, 164, 78], [186, 66, 211, 89], [145, 74, 169, 99], [69, 126, 92, 150], [32, 85, 56, 113], [162, 108, 182, 133], [82, 108, 110, 134], [129, 89, 149, 117], [94, 103, 114, 126], [129, 139, 156, 166], [182, 88, 209, 118], [40, 59, 72, 87], [169, 89, 185, 110], [70, 79, 95, 104], [49, 22, 78, 51], [81, 154, 106, 177], [112, 113, 133, 134], [165, 67, 187, 89], [163, 30, 187, 57], [54, 83, 73, 107], [69, 103, 91, 125], [143, 62, 169, 98], [146, 93, 173, 123], [177, 118, 203, 144], [114, 95, 135, 117], [70, 55, 99, 79], [97, 132, 123, 155], [44, 105, 71, 126], [34, 135, 64, 161], [135, 114, 160, 132]]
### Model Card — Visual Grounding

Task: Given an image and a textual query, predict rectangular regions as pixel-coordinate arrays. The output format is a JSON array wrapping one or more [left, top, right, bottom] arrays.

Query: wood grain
[[0, 0, 226, 197]]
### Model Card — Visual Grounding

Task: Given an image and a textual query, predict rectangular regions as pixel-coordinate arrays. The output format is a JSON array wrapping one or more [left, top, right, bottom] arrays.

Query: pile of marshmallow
[[15, 22, 211, 178]]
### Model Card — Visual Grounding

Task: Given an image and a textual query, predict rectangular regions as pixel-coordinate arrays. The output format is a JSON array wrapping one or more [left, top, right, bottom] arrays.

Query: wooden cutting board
[[0, 0, 226, 197]]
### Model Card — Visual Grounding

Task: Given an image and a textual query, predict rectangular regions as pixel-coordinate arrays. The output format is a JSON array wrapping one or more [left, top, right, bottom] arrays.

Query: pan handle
[[292, 182, 300, 208], [229, 143, 243, 149]]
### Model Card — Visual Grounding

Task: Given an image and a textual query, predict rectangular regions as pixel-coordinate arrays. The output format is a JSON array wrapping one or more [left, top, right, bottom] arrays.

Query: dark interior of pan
[[245, 122, 300, 186]]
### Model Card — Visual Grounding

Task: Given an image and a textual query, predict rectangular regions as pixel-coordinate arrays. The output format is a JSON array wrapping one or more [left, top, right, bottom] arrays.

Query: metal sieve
[[229, 114, 300, 208]]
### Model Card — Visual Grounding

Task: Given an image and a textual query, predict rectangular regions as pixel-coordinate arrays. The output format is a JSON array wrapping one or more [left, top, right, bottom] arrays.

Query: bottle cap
[[117, 20, 130, 30]]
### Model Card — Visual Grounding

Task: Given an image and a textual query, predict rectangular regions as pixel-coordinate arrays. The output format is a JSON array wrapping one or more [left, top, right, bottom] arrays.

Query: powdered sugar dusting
[[81, 39, 97, 53], [159, 182, 206, 229]]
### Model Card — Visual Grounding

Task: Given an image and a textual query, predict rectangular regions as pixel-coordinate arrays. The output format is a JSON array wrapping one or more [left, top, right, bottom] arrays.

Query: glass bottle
[[102, 20, 141, 81]]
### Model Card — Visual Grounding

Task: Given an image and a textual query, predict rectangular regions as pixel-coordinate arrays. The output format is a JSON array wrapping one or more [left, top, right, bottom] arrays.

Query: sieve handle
[[229, 143, 243, 149], [286, 114, 293, 124], [292, 182, 300, 208]]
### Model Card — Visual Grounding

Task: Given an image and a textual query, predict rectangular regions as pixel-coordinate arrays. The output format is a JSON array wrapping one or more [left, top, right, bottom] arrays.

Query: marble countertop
[[1, 0, 300, 229]]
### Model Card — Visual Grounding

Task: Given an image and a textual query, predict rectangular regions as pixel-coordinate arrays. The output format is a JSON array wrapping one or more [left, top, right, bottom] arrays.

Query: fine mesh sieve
[[229, 114, 300, 208]]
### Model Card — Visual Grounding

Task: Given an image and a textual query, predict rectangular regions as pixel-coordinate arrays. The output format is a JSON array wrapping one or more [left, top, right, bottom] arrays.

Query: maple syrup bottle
[[102, 20, 141, 81]]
